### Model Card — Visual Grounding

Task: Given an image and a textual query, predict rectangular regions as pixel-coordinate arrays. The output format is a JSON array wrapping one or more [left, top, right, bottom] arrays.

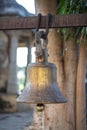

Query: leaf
[[57, 0, 68, 14], [57, 0, 87, 41]]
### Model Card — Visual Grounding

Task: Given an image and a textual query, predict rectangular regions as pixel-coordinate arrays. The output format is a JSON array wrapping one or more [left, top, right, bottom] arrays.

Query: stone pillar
[[0, 31, 8, 92], [27, 31, 35, 64], [27, 45, 31, 64], [7, 31, 18, 94]]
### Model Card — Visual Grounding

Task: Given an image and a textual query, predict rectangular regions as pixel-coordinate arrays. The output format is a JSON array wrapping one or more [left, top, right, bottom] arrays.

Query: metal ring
[[36, 13, 42, 32], [46, 13, 52, 35]]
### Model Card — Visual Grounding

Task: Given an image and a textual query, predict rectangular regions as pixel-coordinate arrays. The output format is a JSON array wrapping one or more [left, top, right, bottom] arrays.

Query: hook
[[36, 13, 51, 35], [46, 13, 52, 35], [40, 13, 52, 39], [36, 13, 42, 32]]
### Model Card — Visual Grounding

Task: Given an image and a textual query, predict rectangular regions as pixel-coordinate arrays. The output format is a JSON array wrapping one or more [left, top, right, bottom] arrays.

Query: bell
[[17, 62, 67, 104]]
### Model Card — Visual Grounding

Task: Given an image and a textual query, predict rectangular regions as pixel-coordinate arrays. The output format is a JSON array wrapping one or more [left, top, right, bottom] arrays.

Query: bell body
[[17, 62, 67, 104]]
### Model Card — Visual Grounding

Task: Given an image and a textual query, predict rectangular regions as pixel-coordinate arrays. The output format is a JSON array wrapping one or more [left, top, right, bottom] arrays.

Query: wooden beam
[[0, 13, 87, 30]]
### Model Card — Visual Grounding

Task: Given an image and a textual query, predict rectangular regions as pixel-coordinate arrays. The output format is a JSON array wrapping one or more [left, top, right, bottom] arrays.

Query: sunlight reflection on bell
[[17, 62, 67, 104]]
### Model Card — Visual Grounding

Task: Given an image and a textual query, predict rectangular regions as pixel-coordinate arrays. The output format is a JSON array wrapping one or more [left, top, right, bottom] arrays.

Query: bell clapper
[[36, 103, 45, 130]]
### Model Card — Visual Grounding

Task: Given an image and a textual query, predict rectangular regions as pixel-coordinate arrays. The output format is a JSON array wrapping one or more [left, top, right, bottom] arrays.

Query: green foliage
[[57, 0, 87, 41], [19, 77, 25, 85], [17, 67, 26, 92], [17, 66, 26, 71], [57, 0, 68, 14], [58, 0, 87, 14]]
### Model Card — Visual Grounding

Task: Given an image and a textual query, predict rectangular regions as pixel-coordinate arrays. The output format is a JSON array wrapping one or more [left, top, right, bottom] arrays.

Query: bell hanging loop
[[36, 13, 42, 32], [45, 13, 52, 36]]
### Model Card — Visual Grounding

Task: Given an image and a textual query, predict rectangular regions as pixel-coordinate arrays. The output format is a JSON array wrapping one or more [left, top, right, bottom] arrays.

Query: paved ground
[[0, 111, 33, 130]]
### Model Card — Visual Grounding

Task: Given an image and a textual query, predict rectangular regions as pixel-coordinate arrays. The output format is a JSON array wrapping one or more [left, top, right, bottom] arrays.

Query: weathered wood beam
[[0, 13, 87, 30]]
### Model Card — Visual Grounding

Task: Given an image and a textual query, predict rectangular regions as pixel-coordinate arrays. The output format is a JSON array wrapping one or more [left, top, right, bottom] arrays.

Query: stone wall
[[0, 94, 16, 112]]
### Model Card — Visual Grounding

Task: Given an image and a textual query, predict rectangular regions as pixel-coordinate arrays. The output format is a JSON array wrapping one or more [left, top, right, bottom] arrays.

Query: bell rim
[[16, 99, 68, 104], [27, 62, 57, 68]]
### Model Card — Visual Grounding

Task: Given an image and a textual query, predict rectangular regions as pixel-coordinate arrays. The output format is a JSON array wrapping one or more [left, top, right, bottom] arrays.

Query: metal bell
[[17, 62, 67, 104]]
